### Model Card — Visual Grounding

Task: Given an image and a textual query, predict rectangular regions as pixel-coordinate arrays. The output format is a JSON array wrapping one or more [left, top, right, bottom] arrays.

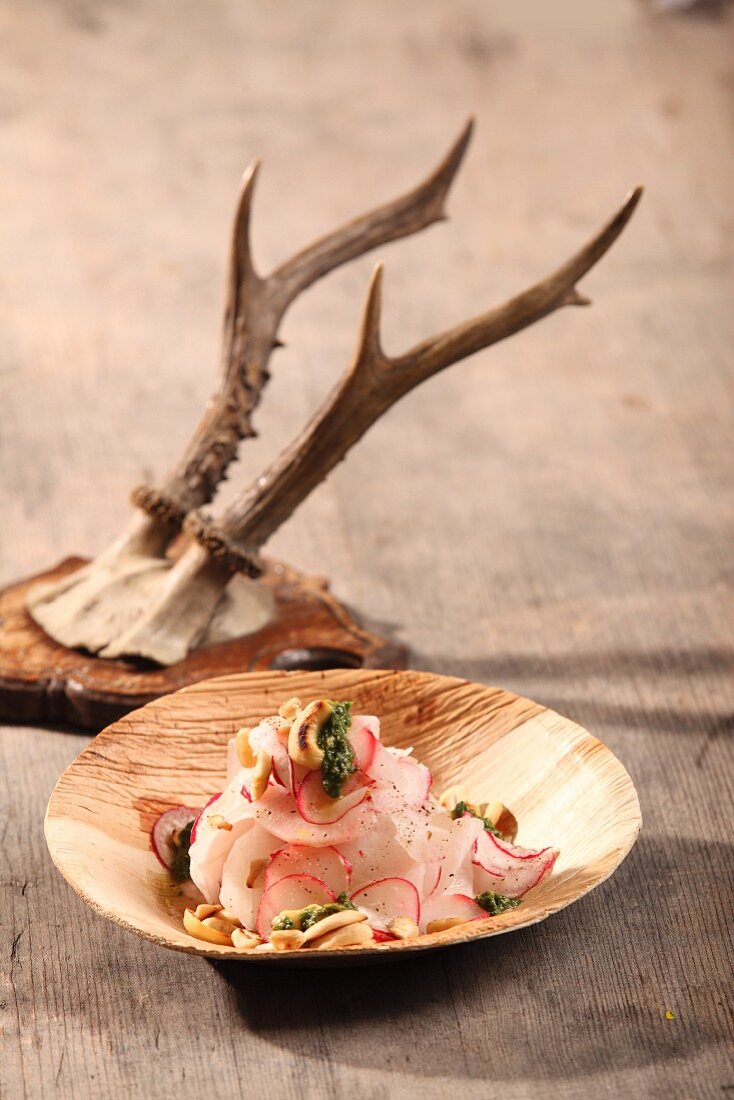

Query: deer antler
[[101, 186, 642, 664], [27, 122, 473, 652]]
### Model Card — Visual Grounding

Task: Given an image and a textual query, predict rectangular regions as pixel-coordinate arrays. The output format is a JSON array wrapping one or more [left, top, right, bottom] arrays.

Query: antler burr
[[101, 187, 642, 664], [27, 122, 473, 652]]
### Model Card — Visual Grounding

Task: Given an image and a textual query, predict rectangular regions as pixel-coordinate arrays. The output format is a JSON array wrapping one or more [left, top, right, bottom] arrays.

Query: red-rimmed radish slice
[[264, 844, 351, 896], [151, 805, 200, 870], [350, 877, 420, 930], [190, 792, 221, 844], [420, 892, 486, 930], [371, 928, 398, 943], [473, 831, 558, 898], [434, 815, 485, 897], [219, 824, 283, 931], [296, 770, 373, 825], [348, 716, 380, 771], [256, 874, 335, 939], [424, 861, 442, 898], [366, 741, 431, 808], [254, 784, 374, 847]]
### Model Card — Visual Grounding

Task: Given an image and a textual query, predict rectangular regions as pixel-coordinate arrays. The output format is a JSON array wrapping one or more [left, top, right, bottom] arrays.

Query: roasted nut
[[183, 908, 232, 946], [202, 916, 238, 939], [278, 697, 302, 720], [194, 903, 223, 920], [251, 749, 273, 801], [485, 800, 518, 842], [426, 917, 470, 934], [388, 916, 419, 941], [301, 909, 366, 944], [208, 814, 233, 831], [231, 928, 262, 952], [288, 700, 331, 769], [236, 727, 257, 768], [438, 786, 468, 811], [246, 858, 268, 889], [218, 909, 243, 928], [269, 928, 306, 951], [313, 922, 375, 950]]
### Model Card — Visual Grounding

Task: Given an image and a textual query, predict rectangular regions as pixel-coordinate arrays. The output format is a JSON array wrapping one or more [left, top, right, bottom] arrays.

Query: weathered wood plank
[[1, 0, 732, 1097]]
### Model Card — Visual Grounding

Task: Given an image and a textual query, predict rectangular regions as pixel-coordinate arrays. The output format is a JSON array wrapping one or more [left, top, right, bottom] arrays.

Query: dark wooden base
[[0, 558, 406, 731]]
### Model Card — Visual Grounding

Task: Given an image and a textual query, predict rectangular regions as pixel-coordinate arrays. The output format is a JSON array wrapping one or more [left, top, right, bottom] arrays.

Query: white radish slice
[[350, 877, 420, 930], [296, 770, 373, 825], [226, 738, 240, 781], [347, 716, 380, 771], [151, 805, 200, 871], [253, 784, 374, 847], [365, 741, 431, 808], [338, 814, 415, 887], [264, 844, 351, 896], [248, 715, 289, 753], [188, 779, 258, 902], [189, 792, 222, 845], [472, 831, 558, 898], [256, 874, 335, 939], [420, 892, 486, 931], [219, 823, 283, 931], [434, 815, 485, 898]]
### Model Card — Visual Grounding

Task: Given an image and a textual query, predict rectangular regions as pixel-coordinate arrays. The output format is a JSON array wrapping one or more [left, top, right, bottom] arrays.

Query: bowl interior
[[45, 669, 641, 960]]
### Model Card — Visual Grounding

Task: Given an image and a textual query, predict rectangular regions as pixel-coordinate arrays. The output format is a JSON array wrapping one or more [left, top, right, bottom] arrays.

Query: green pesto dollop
[[475, 891, 520, 916], [170, 820, 194, 881], [271, 894, 356, 933], [318, 700, 356, 798], [451, 800, 503, 839]]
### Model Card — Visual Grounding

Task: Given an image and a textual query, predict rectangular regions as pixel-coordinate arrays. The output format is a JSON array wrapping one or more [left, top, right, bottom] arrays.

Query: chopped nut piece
[[218, 909, 243, 928], [426, 917, 470, 934], [313, 922, 375, 950], [278, 697, 302, 720], [246, 858, 268, 889], [388, 916, 419, 941], [183, 908, 232, 946], [231, 928, 262, 952], [202, 916, 239, 939], [269, 928, 306, 951], [438, 786, 470, 811], [207, 814, 233, 831], [301, 909, 366, 944], [485, 801, 518, 842], [251, 749, 272, 801], [288, 700, 330, 770], [194, 903, 223, 920], [236, 727, 256, 768]]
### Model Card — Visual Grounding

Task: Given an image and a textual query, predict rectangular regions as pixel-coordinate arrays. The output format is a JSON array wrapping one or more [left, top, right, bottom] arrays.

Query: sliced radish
[[190, 792, 222, 844], [151, 805, 200, 870], [366, 741, 431, 808], [254, 783, 374, 847], [219, 824, 283, 931], [256, 874, 335, 938], [296, 770, 373, 825], [434, 815, 485, 898], [421, 892, 486, 931], [264, 844, 351, 896], [371, 928, 398, 943], [348, 716, 380, 771], [350, 877, 420, 930], [472, 831, 558, 898], [226, 738, 240, 781]]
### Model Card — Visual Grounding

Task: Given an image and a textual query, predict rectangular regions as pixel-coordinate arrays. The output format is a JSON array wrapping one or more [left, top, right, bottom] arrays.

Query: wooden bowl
[[45, 669, 641, 962]]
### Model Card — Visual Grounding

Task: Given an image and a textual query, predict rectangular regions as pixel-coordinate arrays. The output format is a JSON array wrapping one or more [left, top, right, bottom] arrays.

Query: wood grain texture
[[1, 0, 733, 1097], [0, 559, 404, 730], [44, 669, 641, 960]]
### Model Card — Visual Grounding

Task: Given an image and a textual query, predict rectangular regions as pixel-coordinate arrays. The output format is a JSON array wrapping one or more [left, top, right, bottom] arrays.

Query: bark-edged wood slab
[[0, 559, 405, 731]]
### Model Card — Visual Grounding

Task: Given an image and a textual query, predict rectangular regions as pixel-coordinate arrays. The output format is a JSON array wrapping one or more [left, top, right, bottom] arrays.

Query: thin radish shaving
[[264, 844, 351, 896], [347, 716, 380, 771], [473, 831, 558, 898], [297, 770, 373, 825], [151, 805, 200, 870], [256, 874, 335, 938], [350, 877, 420, 930], [421, 892, 486, 930], [254, 783, 374, 846]]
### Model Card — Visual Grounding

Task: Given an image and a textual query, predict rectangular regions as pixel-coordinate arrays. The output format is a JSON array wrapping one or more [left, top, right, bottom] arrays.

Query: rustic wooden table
[[1, 2, 732, 1097]]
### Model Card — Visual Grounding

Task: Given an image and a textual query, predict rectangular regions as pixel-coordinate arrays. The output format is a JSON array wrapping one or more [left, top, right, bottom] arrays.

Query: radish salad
[[152, 697, 558, 952]]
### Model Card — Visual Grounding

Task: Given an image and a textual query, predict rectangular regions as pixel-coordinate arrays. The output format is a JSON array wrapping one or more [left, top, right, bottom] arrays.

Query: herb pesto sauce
[[318, 701, 356, 798]]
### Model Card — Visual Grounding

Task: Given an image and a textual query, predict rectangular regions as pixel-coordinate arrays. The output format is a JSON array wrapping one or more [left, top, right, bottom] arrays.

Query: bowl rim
[[45, 668, 642, 962]]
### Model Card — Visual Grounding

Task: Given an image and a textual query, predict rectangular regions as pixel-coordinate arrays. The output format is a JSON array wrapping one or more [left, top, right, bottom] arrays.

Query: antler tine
[[190, 187, 642, 564], [270, 118, 475, 310], [132, 120, 474, 524]]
